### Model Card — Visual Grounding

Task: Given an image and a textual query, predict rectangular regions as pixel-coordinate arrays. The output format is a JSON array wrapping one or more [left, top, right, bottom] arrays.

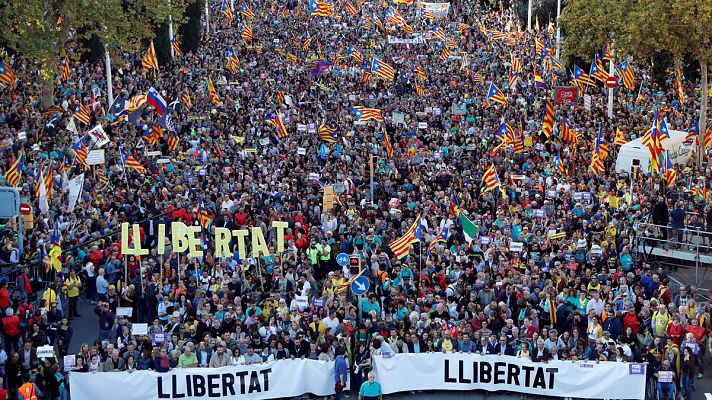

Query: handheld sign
[[351, 275, 370, 295]]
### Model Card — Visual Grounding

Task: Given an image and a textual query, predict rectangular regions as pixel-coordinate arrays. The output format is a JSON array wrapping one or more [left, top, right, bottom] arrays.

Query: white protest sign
[[146, 151, 162, 157], [418, 122, 428, 129], [132, 323, 148, 336], [295, 295, 309, 309], [509, 242, 524, 252], [86, 149, 106, 165], [297, 148, 307, 156], [66, 173, 85, 213], [64, 355, 76, 371], [116, 307, 133, 317], [37, 345, 55, 358], [87, 125, 110, 148]]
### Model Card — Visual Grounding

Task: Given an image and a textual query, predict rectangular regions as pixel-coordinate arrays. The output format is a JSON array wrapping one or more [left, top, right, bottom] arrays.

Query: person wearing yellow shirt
[[653, 304, 671, 337], [63, 270, 82, 320]]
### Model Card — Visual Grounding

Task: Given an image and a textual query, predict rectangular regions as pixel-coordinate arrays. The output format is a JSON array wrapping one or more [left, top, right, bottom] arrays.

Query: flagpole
[[555, 0, 562, 59], [607, 41, 615, 119], [369, 154, 374, 206], [104, 44, 114, 106]]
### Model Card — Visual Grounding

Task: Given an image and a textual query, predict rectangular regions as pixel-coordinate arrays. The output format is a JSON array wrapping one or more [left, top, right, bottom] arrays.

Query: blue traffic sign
[[336, 252, 350, 267], [351, 275, 370, 295]]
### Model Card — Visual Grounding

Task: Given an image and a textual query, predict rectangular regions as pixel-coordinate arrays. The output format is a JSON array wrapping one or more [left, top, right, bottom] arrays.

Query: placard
[[297, 124, 307, 132], [294, 295, 309, 309], [509, 242, 524, 252], [418, 122, 428, 129], [546, 189, 558, 198], [554, 86, 579, 105], [259, 138, 271, 146], [132, 323, 148, 336], [533, 209, 546, 218], [297, 148, 307, 156], [433, 107, 442, 116], [37, 345, 55, 358], [86, 149, 106, 165], [157, 158, 171, 164], [146, 151, 162, 157], [392, 112, 405, 124], [18, 131, 27, 140], [480, 236, 491, 245], [87, 125, 110, 148], [116, 307, 133, 317], [64, 355, 76, 371], [308, 123, 316, 133], [583, 94, 592, 111]]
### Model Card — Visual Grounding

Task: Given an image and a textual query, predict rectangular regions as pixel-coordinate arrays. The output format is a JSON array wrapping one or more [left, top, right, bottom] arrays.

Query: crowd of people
[[0, 0, 711, 399]]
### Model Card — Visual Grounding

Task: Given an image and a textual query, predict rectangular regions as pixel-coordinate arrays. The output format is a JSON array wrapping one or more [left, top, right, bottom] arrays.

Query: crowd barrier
[[68, 353, 646, 400]]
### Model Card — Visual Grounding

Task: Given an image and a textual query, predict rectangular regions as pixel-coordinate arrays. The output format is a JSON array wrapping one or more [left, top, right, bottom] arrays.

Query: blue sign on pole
[[351, 276, 370, 295], [336, 253, 350, 267]]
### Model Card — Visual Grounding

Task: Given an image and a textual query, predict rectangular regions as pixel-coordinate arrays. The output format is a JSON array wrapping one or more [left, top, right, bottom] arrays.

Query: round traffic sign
[[605, 77, 617, 88], [336, 252, 350, 267], [19, 204, 32, 215], [351, 275, 370, 295]]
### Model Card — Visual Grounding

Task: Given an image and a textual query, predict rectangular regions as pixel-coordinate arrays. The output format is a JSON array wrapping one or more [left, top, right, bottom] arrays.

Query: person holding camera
[[93, 301, 115, 342]]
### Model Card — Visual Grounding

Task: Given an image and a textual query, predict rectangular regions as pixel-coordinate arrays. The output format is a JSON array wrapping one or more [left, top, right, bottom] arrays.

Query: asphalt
[[67, 298, 712, 400]]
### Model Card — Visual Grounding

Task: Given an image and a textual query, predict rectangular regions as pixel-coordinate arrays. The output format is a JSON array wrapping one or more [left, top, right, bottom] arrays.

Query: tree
[[0, 0, 191, 107], [560, 0, 712, 167]]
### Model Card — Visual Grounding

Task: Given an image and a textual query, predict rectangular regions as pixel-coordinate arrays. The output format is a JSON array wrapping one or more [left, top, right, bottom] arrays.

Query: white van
[[614, 129, 693, 174]]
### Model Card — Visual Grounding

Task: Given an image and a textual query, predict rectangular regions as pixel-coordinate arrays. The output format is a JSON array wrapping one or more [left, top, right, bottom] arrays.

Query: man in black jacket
[[652, 198, 669, 240]]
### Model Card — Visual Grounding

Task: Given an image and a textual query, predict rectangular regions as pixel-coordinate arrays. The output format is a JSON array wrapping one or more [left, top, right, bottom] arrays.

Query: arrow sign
[[351, 275, 370, 295], [336, 252, 350, 267]]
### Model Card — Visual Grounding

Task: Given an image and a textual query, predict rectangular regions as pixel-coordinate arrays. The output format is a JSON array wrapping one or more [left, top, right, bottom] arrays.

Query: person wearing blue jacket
[[334, 348, 349, 400]]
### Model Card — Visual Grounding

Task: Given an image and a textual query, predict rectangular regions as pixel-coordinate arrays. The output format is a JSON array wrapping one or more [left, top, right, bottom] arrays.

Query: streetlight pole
[[104, 44, 113, 106], [369, 155, 374, 206], [555, 0, 562, 59], [607, 41, 615, 119], [205, 0, 210, 35], [168, 0, 174, 59], [527, 0, 533, 31]]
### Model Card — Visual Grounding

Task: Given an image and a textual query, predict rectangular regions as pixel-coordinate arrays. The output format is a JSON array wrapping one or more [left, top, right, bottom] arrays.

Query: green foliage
[[179, 0, 202, 54]]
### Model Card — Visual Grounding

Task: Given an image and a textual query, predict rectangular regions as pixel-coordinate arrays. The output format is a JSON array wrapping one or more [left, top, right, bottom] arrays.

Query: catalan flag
[[449, 188, 460, 217], [143, 123, 163, 145], [474, 73, 485, 84], [73, 103, 91, 125], [0, 60, 14, 88], [318, 121, 338, 142], [71, 139, 88, 165], [241, 25, 254, 42], [595, 126, 609, 160], [371, 57, 395, 81], [198, 198, 212, 229], [345, 0, 358, 15], [171, 36, 181, 56], [427, 226, 449, 255], [167, 132, 180, 152], [240, 3, 256, 19], [389, 214, 422, 259], [142, 41, 159, 72], [58, 156, 72, 174], [348, 45, 362, 63], [264, 112, 289, 139], [614, 127, 627, 145], [226, 48, 240, 73], [285, 53, 297, 63], [590, 128, 606, 174], [535, 38, 545, 57], [98, 168, 108, 186], [429, 26, 448, 41], [127, 94, 147, 112], [589, 54, 608, 83], [417, 4, 435, 20], [181, 92, 192, 110], [221, 0, 234, 23], [60, 54, 71, 82], [276, 83, 285, 105], [414, 65, 427, 82], [615, 60, 636, 90], [49, 224, 62, 273], [415, 82, 425, 96], [561, 117, 577, 145], [207, 77, 223, 106], [383, 130, 394, 157], [441, 46, 451, 62], [643, 108, 663, 174], [573, 65, 595, 86], [705, 124, 712, 151], [481, 164, 503, 193], [601, 43, 613, 63], [385, 6, 406, 26], [551, 152, 565, 173], [675, 64, 685, 104], [119, 148, 146, 174], [487, 82, 508, 106], [310, 0, 334, 16], [393, 0, 413, 4], [351, 106, 384, 122], [4, 152, 24, 187], [662, 151, 677, 187]]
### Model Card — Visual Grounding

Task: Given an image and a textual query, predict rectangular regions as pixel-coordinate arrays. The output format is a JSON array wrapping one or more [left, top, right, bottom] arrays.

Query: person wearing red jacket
[[2, 308, 21, 353], [623, 311, 640, 334], [666, 315, 685, 345], [686, 318, 706, 343]]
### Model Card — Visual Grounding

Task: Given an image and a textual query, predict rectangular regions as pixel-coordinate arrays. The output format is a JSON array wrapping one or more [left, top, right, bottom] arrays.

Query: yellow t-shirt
[[64, 276, 81, 297], [440, 339, 454, 352]]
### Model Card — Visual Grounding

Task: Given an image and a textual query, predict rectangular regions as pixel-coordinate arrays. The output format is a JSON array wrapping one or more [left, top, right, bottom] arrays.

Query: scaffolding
[[635, 221, 712, 290]]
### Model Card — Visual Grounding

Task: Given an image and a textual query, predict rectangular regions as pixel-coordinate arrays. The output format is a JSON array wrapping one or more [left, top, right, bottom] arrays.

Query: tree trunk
[[40, 75, 55, 109], [699, 61, 708, 169]]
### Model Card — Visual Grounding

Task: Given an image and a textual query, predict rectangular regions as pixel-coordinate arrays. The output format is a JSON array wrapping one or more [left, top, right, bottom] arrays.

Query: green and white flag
[[459, 212, 478, 243]]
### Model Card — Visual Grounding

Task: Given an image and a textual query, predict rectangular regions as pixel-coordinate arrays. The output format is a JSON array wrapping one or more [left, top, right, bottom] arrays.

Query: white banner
[[372, 353, 646, 399], [69, 359, 335, 400], [420, 2, 450, 18], [66, 173, 85, 213], [387, 34, 426, 44], [87, 125, 110, 148]]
